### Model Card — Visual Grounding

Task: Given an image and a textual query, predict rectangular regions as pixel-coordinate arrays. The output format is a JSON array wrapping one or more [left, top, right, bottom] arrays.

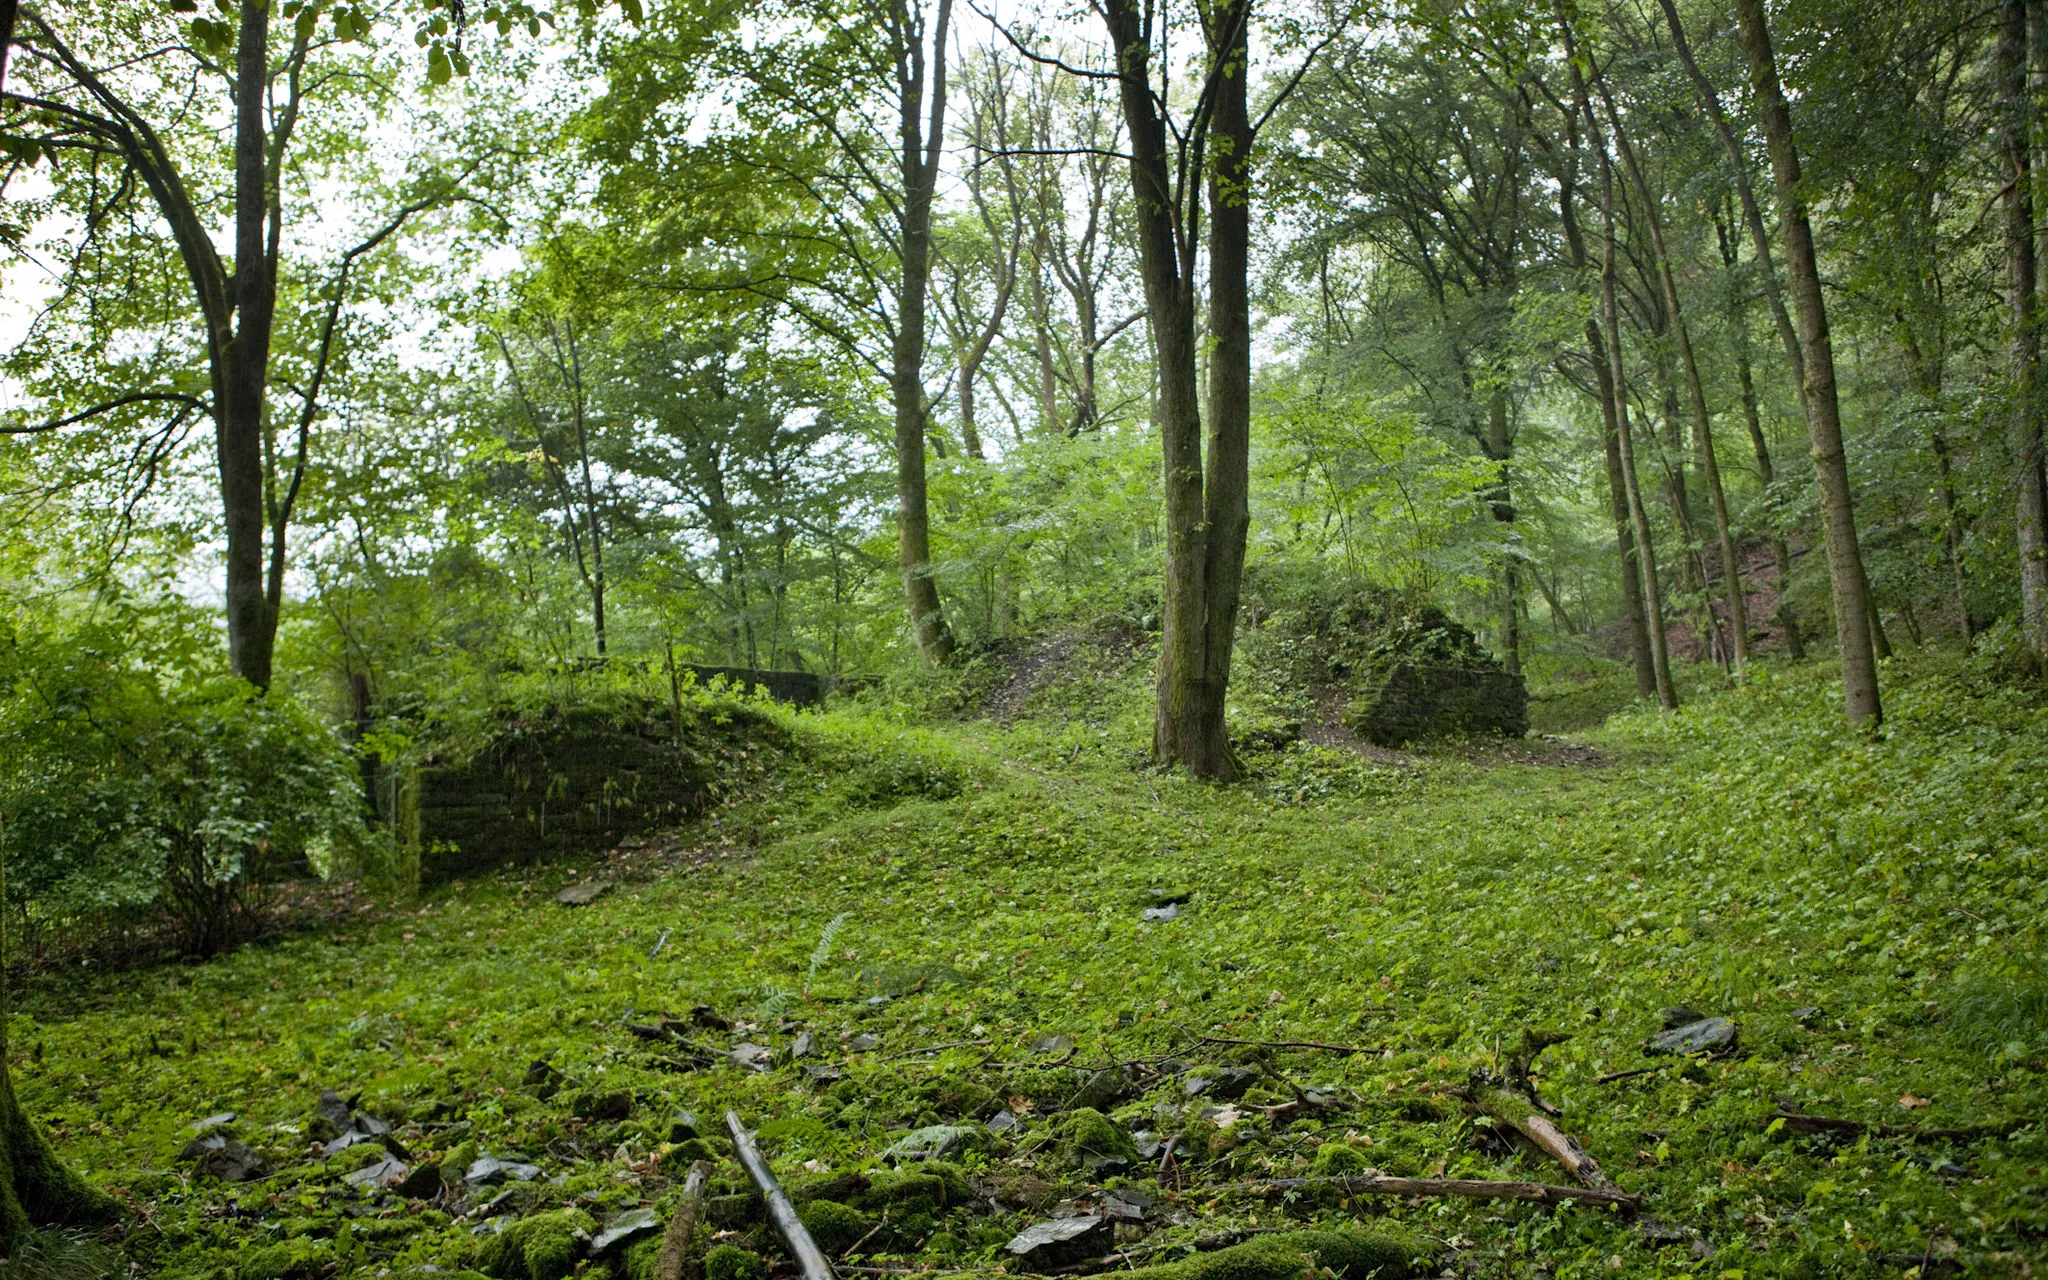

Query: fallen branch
[[1767, 1111, 2015, 1143], [1467, 1084, 1615, 1191], [1593, 1065, 1663, 1084], [1222, 1172, 1638, 1212], [1463, 1030, 1617, 1194], [1055, 1227, 1289, 1274], [654, 1159, 712, 1280], [886, 1038, 991, 1060], [728, 1110, 837, 1280], [1195, 1035, 1386, 1057]]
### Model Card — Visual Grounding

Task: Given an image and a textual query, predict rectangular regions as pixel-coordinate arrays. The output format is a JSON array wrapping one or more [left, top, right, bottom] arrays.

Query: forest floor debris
[[7, 653, 2048, 1277]]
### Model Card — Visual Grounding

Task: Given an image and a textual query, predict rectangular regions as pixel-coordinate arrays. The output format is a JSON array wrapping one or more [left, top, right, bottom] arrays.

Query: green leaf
[[426, 42, 453, 86]]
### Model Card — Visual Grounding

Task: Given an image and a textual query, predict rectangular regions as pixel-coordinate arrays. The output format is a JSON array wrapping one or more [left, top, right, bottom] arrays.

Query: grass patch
[[8, 650, 2047, 1277]]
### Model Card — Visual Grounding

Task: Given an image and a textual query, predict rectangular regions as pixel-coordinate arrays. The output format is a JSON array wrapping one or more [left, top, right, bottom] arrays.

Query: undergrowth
[[6, 648, 2046, 1278]]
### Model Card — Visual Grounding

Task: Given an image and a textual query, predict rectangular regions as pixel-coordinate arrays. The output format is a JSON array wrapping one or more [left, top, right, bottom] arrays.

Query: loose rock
[[556, 879, 613, 906], [1645, 1017, 1737, 1056], [1005, 1215, 1112, 1270], [590, 1206, 663, 1255]]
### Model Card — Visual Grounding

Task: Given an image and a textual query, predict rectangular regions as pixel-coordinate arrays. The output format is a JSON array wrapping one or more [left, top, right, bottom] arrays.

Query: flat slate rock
[[1102, 1188, 1152, 1221], [396, 1162, 445, 1199], [317, 1090, 354, 1129], [591, 1206, 664, 1255], [344, 1156, 411, 1189], [1005, 1215, 1112, 1269], [730, 1043, 774, 1071], [883, 1124, 982, 1161], [191, 1111, 237, 1132], [1032, 1034, 1074, 1057], [1646, 1016, 1738, 1056], [1069, 1068, 1127, 1111], [847, 1033, 880, 1052], [1183, 1066, 1258, 1100], [466, 1155, 543, 1186], [1141, 903, 1181, 922], [556, 880, 613, 906], [194, 1138, 270, 1183]]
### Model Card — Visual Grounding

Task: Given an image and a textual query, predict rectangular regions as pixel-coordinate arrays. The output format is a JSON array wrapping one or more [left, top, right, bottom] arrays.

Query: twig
[[654, 1160, 712, 1280], [886, 1038, 991, 1060], [1766, 1111, 2013, 1142], [841, 1209, 889, 1259], [1196, 1035, 1387, 1056], [1219, 1172, 1639, 1212], [1593, 1065, 1663, 1084], [728, 1111, 837, 1280]]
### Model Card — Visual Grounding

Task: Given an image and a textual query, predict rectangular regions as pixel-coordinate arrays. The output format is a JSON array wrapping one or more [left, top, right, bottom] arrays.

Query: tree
[[0, 8, 117, 1249], [1999, 0, 2048, 658], [1560, 1, 1676, 707], [1590, 61, 1751, 673], [2, 2, 502, 688], [583, 0, 962, 663], [1732, 0, 1883, 723], [1087, 0, 1261, 777]]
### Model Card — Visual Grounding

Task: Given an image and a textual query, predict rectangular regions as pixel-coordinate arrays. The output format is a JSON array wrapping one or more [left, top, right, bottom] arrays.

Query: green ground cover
[[8, 651, 2047, 1278]]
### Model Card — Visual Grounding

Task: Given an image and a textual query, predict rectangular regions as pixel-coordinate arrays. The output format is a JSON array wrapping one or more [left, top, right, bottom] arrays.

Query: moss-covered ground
[[8, 647, 2048, 1278]]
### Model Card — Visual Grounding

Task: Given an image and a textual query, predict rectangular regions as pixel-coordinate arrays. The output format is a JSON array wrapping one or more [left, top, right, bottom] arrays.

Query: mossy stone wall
[[384, 708, 718, 883]]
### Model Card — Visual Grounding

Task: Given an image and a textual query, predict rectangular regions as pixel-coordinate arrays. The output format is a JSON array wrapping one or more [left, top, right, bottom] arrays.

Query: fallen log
[[728, 1110, 837, 1280], [1217, 1172, 1639, 1212], [654, 1160, 712, 1280]]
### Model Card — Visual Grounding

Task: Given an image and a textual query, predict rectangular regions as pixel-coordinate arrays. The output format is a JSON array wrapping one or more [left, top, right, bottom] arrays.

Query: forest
[[1, 0, 2047, 1274]]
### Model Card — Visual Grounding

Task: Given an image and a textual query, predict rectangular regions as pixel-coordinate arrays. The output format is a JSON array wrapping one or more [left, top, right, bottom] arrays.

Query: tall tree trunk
[[220, 0, 280, 688], [1598, 339, 1656, 693], [2002, 0, 2048, 658], [1713, 205, 1807, 658], [1563, 10, 1676, 708], [1733, 0, 1883, 724], [1196, 1, 1253, 771], [559, 323, 607, 655], [1102, 0, 1252, 779], [1486, 387, 1521, 675], [1598, 84, 1751, 672], [1894, 316, 1976, 641], [1557, 125, 1654, 692], [892, 0, 958, 664]]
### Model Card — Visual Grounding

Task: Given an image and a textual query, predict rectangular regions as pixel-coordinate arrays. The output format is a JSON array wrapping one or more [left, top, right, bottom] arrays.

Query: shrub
[[0, 595, 385, 957]]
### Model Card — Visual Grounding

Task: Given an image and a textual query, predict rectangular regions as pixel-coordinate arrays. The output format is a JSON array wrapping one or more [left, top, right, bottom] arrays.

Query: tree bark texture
[[1596, 81, 1750, 672], [2002, 0, 2048, 657], [1733, 0, 1883, 724], [218, 0, 280, 687], [1101, 0, 1251, 779], [891, 0, 958, 664], [1562, 11, 1676, 708], [0, 814, 116, 1253], [1556, 133, 1654, 692]]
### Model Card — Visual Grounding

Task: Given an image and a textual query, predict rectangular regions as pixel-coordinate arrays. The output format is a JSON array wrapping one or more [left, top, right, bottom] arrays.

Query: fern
[[805, 911, 855, 996]]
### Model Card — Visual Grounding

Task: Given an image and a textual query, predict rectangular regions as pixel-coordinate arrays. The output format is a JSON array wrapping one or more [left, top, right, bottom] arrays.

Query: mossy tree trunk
[[0, 828, 117, 1254], [0, 1052, 118, 1255]]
